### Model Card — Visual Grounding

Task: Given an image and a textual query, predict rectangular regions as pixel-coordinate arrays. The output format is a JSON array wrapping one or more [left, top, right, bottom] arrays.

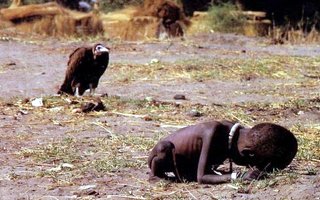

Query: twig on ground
[[106, 194, 146, 199], [160, 124, 187, 129], [302, 73, 320, 79], [42, 196, 60, 200], [117, 183, 141, 189], [112, 111, 146, 118], [90, 122, 114, 135], [153, 191, 178, 199], [185, 188, 197, 200]]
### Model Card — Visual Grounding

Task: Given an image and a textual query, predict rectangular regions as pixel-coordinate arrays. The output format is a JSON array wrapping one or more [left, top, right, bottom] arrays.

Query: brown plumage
[[58, 43, 109, 96]]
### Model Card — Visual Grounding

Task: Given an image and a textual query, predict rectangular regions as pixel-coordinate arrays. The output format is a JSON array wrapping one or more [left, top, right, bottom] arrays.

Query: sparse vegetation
[[108, 56, 320, 83], [99, 0, 144, 13], [0, 54, 319, 198], [207, 3, 246, 33], [0, 2, 319, 196], [0, 0, 50, 7], [9, 90, 320, 169], [0, 0, 9, 8], [268, 21, 320, 44]]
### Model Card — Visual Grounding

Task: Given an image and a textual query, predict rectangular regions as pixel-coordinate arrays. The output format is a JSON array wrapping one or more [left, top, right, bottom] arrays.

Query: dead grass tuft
[[109, 56, 320, 83], [0, 2, 104, 37], [269, 26, 320, 44], [0, 52, 319, 196]]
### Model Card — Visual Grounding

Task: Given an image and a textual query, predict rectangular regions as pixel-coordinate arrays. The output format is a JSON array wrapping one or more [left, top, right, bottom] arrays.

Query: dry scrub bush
[[0, 2, 103, 37], [268, 18, 320, 44], [111, 16, 158, 40], [99, 0, 144, 13], [207, 3, 246, 33]]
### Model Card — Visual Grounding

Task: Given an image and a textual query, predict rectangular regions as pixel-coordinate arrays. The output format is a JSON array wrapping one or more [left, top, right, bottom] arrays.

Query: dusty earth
[[0, 32, 319, 200]]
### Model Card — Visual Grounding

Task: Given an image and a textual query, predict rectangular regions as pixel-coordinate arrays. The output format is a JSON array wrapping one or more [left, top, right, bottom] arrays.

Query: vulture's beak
[[98, 46, 109, 53]]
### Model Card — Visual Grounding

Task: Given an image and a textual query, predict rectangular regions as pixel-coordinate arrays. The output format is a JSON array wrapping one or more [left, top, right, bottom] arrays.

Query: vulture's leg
[[74, 87, 80, 97], [89, 84, 95, 96]]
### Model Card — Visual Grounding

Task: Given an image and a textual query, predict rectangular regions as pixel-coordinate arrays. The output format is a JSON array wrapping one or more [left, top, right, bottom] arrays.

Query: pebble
[[173, 94, 186, 100], [31, 98, 43, 107], [187, 110, 202, 117]]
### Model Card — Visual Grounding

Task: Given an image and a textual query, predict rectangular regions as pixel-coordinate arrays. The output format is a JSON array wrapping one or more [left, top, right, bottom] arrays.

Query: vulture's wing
[[58, 47, 86, 95], [67, 47, 88, 76]]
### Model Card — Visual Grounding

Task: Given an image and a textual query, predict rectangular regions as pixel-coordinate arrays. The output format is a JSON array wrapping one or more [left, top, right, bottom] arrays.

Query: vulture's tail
[[57, 79, 74, 95]]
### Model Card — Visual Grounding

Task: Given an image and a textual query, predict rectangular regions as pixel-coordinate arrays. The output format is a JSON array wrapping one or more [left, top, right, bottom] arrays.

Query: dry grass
[[0, 2, 104, 37], [0, 52, 319, 198], [2, 100, 318, 197], [108, 56, 320, 83], [5, 91, 319, 164], [269, 25, 320, 44]]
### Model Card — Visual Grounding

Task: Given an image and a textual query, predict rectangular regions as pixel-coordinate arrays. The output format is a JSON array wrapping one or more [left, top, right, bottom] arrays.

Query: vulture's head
[[93, 44, 109, 59]]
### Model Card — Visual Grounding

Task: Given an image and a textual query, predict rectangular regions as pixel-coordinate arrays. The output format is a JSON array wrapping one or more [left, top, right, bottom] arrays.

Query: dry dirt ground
[[0, 32, 319, 199]]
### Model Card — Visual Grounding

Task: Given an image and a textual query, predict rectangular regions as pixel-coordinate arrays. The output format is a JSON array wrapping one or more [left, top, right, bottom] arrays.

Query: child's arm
[[196, 125, 233, 184], [197, 168, 262, 184]]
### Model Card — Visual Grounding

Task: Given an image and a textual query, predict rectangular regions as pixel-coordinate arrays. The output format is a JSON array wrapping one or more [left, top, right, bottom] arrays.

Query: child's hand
[[231, 169, 264, 181], [241, 169, 262, 181]]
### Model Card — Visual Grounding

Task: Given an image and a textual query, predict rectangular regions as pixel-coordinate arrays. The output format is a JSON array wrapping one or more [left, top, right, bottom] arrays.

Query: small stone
[[31, 98, 43, 107], [22, 98, 30, 103], [72, 108, 82, 113], [144, 115, 153, 121], [49, 107, 63, 112], [70, 100, 79, 105], [297, 111, 304, 115], [112, 95, 121, 99], [6, 62, 16, 66], [145, 97, 154, 102], [101, 92, 108, 97], [18, 110, 28, 115], [150, 58, 159, 64], [64, 98, 72, 103], [87, 190, 99, 196], [187, 110, 202, 117], [5, 103, 14, 107], [61, 163, 74, 169], [47, 165, 62, 172], [81, 100, 105, 113], [47, 163, 74, 172], [174, 94, 186, 100], [79, 185, 97, 191]]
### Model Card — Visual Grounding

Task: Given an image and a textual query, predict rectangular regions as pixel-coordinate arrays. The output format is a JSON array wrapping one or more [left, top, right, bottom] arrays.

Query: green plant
[[99, 0, 144, 13], [207, 3, 246, 33]]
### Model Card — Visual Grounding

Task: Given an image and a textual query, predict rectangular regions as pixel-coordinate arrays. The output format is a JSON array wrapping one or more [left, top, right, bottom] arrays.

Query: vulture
[[58, 44, 109, 96]]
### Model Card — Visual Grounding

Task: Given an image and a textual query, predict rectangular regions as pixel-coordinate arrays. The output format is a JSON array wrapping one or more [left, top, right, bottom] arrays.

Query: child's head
[[241, 123, 298, 171]]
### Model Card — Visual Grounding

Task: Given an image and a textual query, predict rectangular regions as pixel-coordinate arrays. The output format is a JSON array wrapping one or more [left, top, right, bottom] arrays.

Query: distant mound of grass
[[0, 0, 52, 8], [24, 0, 50, 3], [0, 0, 144, 13], [0, 0, 9, 8], [207, 3, 246, 33], [99, 0, 144, 13]]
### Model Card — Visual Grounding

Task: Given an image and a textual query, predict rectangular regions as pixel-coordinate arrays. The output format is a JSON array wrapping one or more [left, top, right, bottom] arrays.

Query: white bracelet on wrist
[[231, 172, 237, 180]]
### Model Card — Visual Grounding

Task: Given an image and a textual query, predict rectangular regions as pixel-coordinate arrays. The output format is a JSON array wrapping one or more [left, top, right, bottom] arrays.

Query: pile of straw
[[0, 2, 103, 37]]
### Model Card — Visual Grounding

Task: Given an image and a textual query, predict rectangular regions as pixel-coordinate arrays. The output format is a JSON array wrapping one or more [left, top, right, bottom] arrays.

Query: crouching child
[[148, 121, 298, 184]]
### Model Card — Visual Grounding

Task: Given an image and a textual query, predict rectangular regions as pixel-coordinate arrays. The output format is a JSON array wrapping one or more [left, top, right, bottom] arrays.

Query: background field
[[0, 32, 319, 199]]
